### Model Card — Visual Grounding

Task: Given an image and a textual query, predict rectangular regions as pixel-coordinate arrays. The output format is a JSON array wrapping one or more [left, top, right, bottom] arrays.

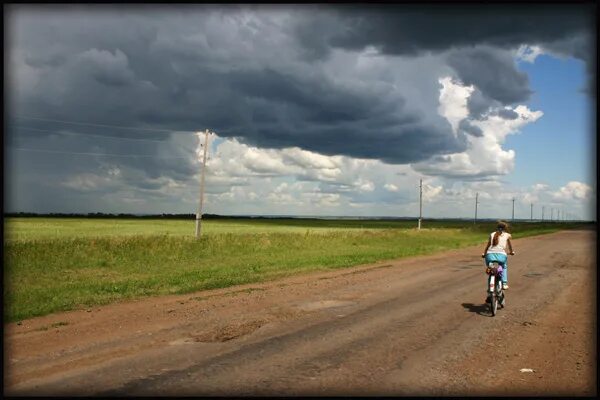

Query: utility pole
[[551, 208, 554, 222], [474, 192, 479, 224], [512, 197, 515, 222], [557, 209, 560, 222], [418, 179, 423, 230], [530, 203, 533, 221], [542, 206, 545, 221], [195, 129, 211, 239]]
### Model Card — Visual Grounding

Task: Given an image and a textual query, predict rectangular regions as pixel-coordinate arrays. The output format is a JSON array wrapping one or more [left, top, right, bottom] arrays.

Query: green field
[[3, 217, 589, 322]]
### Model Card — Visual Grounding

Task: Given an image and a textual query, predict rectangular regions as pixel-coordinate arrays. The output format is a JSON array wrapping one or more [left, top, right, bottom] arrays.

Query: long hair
[[493, 221, 509, 246]]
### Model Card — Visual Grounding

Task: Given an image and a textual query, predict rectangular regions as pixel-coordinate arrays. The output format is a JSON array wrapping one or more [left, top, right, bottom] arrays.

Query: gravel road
[[4, 230, 596, 396]]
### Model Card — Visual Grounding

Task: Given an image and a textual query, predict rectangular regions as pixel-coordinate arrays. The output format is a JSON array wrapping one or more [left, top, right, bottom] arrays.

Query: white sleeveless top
[[487, 231, 511, 254]]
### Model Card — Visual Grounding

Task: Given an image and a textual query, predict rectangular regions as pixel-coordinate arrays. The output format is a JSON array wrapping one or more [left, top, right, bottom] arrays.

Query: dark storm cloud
[[8, 4, 591, 146], [301, 4, 592, 59], [295, 4, 593, 102], [458, 120, 483, 137], [446, 47, 532, 104], [496, 109, 519, 120], [466, 89, 501, 120], [4, 4, 594, 212], [7, 5, 465, 169]]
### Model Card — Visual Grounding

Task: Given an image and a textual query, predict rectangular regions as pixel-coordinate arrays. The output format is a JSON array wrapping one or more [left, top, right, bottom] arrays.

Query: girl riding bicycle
[[482, 221, 515, 297]]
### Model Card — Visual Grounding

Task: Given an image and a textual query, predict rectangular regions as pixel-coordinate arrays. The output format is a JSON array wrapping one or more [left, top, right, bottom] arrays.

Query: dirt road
[[4, 230, 596, 396]]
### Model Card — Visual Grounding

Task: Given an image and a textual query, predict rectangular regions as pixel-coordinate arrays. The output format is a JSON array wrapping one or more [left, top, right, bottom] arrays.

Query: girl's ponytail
[[492, 231, 500, 246], [493, 220, 509, 246]]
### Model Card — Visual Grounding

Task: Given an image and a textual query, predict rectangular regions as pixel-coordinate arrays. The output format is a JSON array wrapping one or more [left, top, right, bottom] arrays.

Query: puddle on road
[[170, 319, 270, 345], [169, 338, 196, 345]]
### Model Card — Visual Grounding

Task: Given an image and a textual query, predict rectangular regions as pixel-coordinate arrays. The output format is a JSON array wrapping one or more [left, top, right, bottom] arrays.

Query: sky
[[4, 4, 597, 220]]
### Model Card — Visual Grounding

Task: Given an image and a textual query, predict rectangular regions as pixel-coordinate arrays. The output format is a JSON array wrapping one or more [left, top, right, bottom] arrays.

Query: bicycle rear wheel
[[496, 279, 504, 309], [498, 285, 505, 308], [491, 294, 497, 316]]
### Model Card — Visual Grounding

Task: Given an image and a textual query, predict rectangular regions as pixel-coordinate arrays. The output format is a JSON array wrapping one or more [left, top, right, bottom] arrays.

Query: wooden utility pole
[[418, 179, 423, 230], [474, 192, 479, 224], [530, 203, 533, 221], [512, 198, 515, 221], [542, 206, 545, 221], [195, 130, 211, 239]]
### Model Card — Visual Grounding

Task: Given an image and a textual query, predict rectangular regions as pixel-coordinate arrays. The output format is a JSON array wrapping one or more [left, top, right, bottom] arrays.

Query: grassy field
[[5, 217, 463, 240], [3, 217, 590, 322]]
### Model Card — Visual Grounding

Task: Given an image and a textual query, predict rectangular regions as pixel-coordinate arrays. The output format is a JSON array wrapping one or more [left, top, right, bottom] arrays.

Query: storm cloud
[[4, 4, 595, 214], [298, 4, 593, 60]]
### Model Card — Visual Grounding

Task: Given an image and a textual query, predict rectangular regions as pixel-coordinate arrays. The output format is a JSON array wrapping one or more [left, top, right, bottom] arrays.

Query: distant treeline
[[4, 212, 225, 220], [3, 213, 339, 221]]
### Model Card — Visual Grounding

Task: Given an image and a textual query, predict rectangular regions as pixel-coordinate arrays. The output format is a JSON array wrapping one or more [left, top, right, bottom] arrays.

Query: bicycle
[[485, 262, 505, 316]]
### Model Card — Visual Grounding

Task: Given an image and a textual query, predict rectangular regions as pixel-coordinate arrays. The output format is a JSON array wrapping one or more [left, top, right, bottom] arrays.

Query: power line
[[10, 125, 171, 143], [9, 147, 192, 159], [12, 115, 195, 134]]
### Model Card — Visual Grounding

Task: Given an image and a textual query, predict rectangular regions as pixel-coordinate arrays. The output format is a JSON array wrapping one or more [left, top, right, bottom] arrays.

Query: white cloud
[[107, 167, 121, 177], [438, 76, 474, 133], [357, 179, 375, 192], [414, 77, 543, 178], [516, 44, 545, 63], [423, 184, 443, 202], [188, 133, 596, 220], [281, 147, 342, 170], [553, 181, 593, 200], [384, 183, 399, 192]]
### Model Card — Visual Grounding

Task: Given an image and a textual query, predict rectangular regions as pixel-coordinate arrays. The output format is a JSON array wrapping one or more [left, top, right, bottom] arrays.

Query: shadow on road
[[461, 302, 490, 317]]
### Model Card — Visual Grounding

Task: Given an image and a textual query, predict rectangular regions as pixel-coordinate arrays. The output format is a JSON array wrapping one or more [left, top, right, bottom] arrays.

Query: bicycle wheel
[[498, 284, 505, 308], [491, 294, 497, 316]]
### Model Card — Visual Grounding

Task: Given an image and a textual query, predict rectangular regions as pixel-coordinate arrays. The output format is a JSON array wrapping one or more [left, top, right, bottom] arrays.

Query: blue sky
[[507, 56, 593, 189]]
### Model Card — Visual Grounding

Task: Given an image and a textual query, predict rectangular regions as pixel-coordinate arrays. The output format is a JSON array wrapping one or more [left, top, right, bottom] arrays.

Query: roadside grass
[[4, 217, 417, 241], [3, 218, 588, 322]]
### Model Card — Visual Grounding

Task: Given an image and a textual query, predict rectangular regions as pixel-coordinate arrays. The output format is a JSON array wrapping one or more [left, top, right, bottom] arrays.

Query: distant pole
[[195, 129, 211, 239], [551, 208, 554, 222], [418, 179, 422, 230], [512, 198, 515, 222], [530, 203, 533, 221], [542, 206, 545, 221], [474, 192, 479, 224], [557, 209, 560, 222]]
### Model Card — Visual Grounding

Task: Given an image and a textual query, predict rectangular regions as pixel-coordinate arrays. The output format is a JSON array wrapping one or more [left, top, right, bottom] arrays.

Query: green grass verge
[[3, 218, 589, 322]]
